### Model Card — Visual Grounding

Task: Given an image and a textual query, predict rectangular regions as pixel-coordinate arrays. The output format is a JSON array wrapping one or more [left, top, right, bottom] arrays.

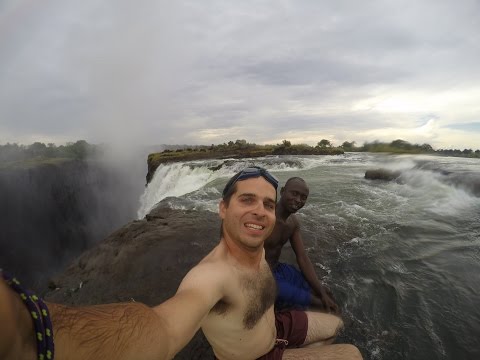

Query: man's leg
[[303, 311, 343, 346], [283, 344, 363, 360]]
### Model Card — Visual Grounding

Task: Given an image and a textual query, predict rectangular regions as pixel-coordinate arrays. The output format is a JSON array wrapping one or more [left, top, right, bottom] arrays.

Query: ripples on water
[[139, 153, 480, 359]]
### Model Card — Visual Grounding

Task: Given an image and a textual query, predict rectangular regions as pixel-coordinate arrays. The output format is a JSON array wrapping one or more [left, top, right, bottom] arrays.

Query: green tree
[[28, 142, 47, 157], [317, 139, 332, 148], [390, 139, 411, 149], [68, 140, 90, 159], [341, 141, 355, 151], [45, 143, 57, 157], [235, 139, 247, 147], [282, 140, 291, 147], [420, 143, 433, 152]]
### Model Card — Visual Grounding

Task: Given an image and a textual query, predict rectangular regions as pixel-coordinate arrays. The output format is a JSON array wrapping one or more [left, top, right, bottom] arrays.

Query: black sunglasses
[[222, 166, 279, 198]]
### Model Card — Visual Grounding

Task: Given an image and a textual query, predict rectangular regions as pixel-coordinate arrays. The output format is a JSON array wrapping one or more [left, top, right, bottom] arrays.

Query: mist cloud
[[1, 0, 480, 149]]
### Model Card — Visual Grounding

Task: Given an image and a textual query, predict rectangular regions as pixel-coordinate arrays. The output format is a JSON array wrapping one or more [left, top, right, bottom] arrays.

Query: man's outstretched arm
[[49, 301, 171, 360], [1, 263, 223, 360], [289, 224, 339, 314], [153, 262, 225, 358], [1, 277, 170, 360], [0, 277, 36, 360]]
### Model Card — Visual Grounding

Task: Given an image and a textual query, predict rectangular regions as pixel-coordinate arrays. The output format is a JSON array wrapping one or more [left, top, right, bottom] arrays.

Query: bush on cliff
[[0, 140, 101, 165]]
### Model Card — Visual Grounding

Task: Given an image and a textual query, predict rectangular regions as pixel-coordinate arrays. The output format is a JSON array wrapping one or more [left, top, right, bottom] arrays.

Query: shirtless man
[[1, 167, 361, 360], [265, 177, 339, 313]]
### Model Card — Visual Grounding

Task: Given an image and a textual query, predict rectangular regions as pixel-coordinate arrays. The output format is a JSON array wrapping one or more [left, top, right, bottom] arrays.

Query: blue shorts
[[273, 263, 311, 309]]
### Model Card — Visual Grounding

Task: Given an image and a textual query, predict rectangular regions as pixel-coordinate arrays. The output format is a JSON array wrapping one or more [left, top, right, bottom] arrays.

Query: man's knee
[[305, 312, 344, 344], [335, 316, 344, 335], [326, 314, 343, 340]]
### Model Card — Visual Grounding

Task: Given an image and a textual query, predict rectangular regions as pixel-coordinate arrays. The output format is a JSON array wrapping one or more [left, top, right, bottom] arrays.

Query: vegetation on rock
[[343, 139, 480, 158], [2, 137, 478, 177], [0, 140, 100, 168]]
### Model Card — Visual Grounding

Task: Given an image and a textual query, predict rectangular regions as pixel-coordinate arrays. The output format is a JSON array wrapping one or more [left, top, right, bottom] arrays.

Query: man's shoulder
[[194, 252, 232, 279], [286, 213, 301, 228], [182, 245, 233, 287], [177, 259, 233, 307]]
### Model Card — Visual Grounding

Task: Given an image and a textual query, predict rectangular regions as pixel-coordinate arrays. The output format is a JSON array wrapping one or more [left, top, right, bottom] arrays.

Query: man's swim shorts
[[256, 309, 308, 359]]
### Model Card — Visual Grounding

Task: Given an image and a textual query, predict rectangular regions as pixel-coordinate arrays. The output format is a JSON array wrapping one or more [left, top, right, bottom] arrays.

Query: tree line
[[190, 138, 480, 158], [2, 138, 479, 163], [337, 139, 480, 158], [0, 140, 101, 163]]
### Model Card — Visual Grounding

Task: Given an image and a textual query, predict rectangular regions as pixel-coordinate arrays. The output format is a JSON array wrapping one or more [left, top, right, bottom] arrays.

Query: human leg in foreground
[[284, 311, 362, 359], [256, 309, 361, 360], [283, 344, 363, 360]]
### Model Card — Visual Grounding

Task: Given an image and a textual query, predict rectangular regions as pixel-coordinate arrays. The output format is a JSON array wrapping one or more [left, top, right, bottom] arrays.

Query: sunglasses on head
[[222, 166, 279, 198]]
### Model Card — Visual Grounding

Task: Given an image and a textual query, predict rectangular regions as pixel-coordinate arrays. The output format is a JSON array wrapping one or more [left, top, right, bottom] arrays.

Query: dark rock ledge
[[364, 168, 401, 181]]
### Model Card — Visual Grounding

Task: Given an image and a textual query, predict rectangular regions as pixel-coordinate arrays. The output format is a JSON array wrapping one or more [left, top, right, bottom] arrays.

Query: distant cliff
[[146, 145, 344, 183], [0, 158, 144, 289]]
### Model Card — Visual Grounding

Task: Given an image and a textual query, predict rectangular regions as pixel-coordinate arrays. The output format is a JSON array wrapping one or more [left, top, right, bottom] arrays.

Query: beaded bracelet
[[1, 270, 55, 360]]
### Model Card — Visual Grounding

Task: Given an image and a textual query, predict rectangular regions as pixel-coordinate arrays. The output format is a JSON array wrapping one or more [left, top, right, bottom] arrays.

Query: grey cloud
[[239, 58, 409, 87], [1, 0, 480, 149]]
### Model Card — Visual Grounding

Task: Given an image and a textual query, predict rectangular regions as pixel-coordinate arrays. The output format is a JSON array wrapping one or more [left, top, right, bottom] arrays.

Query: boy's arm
[[289, 220, 339, 313]]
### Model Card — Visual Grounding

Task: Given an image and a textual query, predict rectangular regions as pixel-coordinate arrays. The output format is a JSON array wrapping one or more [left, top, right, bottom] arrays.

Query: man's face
[[280, 179, 309, 213], [219, 177, 276, 251]]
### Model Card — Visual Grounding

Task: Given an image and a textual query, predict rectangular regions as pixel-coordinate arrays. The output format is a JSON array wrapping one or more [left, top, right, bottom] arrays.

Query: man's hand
[[319, 287, 340, 314]]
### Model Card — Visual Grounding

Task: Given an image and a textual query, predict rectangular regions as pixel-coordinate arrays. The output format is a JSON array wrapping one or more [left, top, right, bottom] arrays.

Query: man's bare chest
[[268, 220, 296, 246], [211, 264, 276, 329]]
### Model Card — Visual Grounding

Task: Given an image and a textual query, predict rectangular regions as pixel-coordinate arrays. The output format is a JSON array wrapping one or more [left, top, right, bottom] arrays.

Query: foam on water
[[137, 163, 217, 218], [392, 168, 480, 217], [137, 156, 320, 218]]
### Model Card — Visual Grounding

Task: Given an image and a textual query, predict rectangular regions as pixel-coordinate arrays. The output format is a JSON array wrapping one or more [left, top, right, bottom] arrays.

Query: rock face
[[45, 206, 221, 359], [0, 159, 143, 289]]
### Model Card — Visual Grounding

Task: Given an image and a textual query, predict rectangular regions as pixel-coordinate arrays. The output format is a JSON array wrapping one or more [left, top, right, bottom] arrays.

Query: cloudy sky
[[1, 0, 479, 150]]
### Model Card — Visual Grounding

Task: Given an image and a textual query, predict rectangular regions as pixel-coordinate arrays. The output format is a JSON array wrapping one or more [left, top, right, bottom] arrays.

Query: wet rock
[[365, 169, 401, 181]]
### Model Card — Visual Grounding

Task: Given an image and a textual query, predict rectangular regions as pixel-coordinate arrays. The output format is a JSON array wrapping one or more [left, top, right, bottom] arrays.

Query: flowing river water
[[139, 152, 480, 360]]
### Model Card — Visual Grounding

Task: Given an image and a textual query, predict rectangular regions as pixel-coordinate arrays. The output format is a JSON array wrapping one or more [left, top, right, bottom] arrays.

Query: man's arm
[[0, 277, 36, 360], [153, 262, 225, 358], [49, 301, 170, 360], [1, 276, 172, 360], [1, 262, 224, 360], [289, 219, 339, 313], [52, 262, 223, 360]]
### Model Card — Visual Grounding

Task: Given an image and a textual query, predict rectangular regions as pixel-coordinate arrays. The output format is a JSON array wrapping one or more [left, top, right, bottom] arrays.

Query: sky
[[0, 0, 479, 150]]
